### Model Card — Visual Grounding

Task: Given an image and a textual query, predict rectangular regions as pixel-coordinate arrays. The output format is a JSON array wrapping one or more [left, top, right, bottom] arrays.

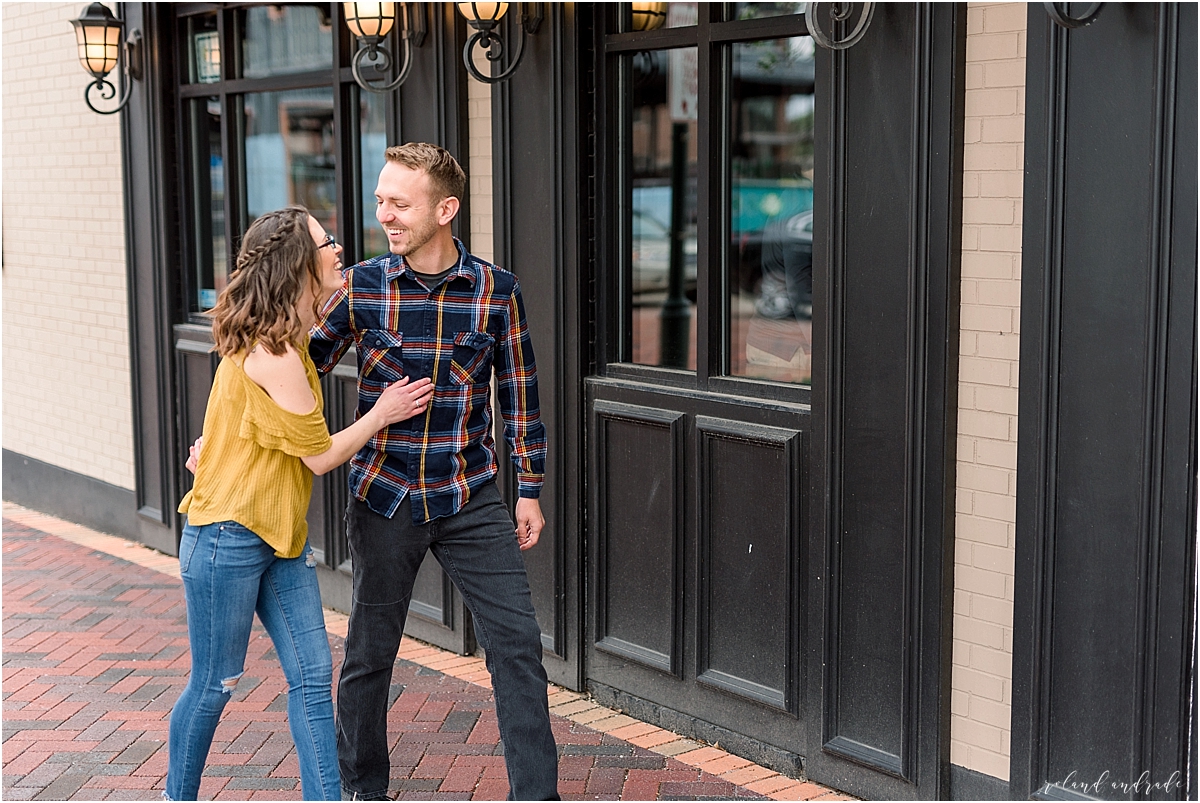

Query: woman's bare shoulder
[[241, 342, 316, 415]]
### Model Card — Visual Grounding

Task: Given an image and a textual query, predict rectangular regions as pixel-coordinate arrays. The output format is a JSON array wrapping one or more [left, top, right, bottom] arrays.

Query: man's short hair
[[384, 142, 467, 203]]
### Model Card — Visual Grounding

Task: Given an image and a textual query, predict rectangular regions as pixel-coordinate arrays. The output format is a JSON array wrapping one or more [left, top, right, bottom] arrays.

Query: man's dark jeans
[[336, 483, 559, 800]]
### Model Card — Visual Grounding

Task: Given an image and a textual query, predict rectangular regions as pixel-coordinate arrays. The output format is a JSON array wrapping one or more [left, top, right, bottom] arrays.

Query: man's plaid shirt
[[309, 239, 546, 524]]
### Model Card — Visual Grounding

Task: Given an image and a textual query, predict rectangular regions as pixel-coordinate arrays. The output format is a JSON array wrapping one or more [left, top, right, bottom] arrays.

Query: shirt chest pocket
[[358, 329, 405, 381], [449, 331, 495, 385]]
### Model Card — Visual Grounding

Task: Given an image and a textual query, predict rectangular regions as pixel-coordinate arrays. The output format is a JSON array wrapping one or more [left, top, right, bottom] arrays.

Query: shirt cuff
[[517, 473, 543, 499]]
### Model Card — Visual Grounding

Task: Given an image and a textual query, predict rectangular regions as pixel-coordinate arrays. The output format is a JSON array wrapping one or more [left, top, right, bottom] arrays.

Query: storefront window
[[187, 97, 225, 311], [627, 47, 699, 370], [240, 4, 333, 79], [609, 4, 814, 395], [179, 4, 383, 317], [244, 88, 337, 236], [728, 36, 815, 385]]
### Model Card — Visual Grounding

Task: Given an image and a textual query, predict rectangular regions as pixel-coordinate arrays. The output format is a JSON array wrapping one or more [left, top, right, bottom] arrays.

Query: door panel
[[593, 401, 685, 677], [696, 418, 803, 715], [1011, 5, 1197, 799]]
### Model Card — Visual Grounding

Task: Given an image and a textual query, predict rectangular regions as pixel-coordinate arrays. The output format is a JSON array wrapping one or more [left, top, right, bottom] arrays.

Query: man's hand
[[514, 497, 545, 551], [185, 436, 203, 475]]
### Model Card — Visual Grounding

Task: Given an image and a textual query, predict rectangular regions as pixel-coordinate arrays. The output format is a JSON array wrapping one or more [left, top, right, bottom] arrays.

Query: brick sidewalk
[[2, 505, 850, 801]]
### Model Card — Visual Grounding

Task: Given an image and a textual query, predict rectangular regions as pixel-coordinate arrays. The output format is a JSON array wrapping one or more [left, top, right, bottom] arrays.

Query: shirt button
[[375, 338, 382, 346]]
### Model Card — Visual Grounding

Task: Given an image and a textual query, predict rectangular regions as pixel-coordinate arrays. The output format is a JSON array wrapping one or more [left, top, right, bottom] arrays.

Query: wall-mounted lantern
[[456, 2, 542, 84], [630, 2, 668, 32], [70, 2, 142, 115], [805, 2, 875, 50], [343, 2, 427, 93]]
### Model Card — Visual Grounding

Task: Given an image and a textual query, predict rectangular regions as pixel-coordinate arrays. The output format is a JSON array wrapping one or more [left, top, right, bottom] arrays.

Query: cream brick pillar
[[951, 1, 1027, 782], [468, 77, 494, 262], [2, 3, 135, 489]]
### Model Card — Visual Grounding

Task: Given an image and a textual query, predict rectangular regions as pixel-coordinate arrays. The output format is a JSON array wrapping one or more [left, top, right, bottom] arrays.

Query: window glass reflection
[[244, 89, 338, 239], [188, 97, 224, 311], [628, 47, 698, 370], [728, 36, 815, 385], [629, 2, 699, 31], [729, 2, 808, 21], [240, 4, 333, 79], [183, 14, 220, 84], [360, 91, 388, 260]]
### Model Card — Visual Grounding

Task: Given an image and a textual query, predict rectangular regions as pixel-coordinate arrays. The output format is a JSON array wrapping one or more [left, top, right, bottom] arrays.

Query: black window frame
[[597, 3, 813, 406], [174, 2, 398, 324]]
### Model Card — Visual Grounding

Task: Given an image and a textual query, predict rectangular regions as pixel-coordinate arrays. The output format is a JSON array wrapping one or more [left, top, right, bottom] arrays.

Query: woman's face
[[306, 215, 345, 310]]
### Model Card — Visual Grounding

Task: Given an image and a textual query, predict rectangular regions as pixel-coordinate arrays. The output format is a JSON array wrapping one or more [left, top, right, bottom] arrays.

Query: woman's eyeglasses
[[318, 234, 337, 250]]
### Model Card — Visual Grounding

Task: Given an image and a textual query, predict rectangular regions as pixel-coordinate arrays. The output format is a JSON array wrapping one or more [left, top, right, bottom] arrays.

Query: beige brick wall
[[951, 1, 1026, 782], [2, 3, 135, 490], [467, 77, 494, 263]]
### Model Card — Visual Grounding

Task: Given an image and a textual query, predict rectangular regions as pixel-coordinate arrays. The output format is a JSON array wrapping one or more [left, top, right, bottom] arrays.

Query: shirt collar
[[383, 238, 477, 286]]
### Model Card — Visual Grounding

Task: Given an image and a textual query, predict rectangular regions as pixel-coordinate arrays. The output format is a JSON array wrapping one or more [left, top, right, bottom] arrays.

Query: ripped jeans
[[167, 521, 340, 801]]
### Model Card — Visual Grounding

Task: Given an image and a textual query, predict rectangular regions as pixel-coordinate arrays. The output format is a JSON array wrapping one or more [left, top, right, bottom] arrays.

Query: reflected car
[[631, 206, 697, 298]]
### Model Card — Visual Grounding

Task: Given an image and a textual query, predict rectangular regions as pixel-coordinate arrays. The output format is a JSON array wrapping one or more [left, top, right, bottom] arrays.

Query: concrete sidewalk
[[2, 503, 850, 801]]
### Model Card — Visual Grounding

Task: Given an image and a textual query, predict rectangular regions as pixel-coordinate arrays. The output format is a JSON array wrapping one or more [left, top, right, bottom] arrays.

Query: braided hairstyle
[[210, 206, 323, 358]]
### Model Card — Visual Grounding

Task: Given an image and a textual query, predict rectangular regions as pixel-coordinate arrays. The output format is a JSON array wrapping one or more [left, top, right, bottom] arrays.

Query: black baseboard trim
[[950, 763, 1011, 800], [4, 448, 142, 546], [586, 681, 805, 779]]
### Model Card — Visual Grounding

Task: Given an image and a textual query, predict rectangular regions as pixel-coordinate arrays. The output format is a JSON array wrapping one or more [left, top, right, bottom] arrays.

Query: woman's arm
[[243, 344, 433, 476]]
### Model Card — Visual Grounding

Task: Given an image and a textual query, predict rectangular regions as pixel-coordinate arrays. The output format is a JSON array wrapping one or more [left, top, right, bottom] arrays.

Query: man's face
[[374, 161, 442, 257]]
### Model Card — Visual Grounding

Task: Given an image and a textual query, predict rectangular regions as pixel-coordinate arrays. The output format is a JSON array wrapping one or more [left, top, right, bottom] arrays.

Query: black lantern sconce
[[456, 2, 543, 84], [70, 3, 142, 115], [343, 2, 427, 93], [805, 2, 875, 50], [1044, 2, 1103, 28]]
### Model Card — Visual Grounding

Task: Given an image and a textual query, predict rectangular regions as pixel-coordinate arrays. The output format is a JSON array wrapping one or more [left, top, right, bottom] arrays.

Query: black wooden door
[[802, 5, 965, 799], [584, 4, 965, 796], [1010, 5, 1197, 800]]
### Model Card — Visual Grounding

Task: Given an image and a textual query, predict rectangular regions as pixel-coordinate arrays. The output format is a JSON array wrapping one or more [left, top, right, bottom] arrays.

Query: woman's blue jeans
[[167, 521, 341, 801]]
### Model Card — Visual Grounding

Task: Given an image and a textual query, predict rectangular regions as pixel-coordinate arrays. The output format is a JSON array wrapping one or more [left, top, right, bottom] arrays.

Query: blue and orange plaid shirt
[[309, 239, 546, 524]]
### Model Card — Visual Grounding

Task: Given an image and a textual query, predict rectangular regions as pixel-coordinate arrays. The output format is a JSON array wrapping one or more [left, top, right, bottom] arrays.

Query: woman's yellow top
[[178, 344, 333, 558]]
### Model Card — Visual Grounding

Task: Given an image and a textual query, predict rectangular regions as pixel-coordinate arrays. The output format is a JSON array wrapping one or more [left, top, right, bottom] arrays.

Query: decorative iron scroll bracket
[[462, 2, 543, 84], [805, 2, 876, 50], [1044, 2, 1104, 29]]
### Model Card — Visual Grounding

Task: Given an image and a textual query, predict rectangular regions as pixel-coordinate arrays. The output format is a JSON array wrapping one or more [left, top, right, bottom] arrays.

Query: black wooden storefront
[[106, 3, 1196, 801]]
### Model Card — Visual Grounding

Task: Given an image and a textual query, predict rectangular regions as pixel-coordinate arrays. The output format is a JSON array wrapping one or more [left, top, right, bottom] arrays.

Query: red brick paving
[[3, 521, 791, 800]]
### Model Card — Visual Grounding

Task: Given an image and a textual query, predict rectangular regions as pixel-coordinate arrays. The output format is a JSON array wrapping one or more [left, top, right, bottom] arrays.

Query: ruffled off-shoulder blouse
[[178, 342, 333, 558]]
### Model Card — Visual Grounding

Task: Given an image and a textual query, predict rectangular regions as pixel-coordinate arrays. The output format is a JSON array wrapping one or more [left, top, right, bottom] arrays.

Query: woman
[[167, 207, 432, 801]]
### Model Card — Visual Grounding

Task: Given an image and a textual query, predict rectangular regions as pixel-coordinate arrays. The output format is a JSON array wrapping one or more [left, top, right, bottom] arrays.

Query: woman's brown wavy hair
[[210, 207, 323, 358]]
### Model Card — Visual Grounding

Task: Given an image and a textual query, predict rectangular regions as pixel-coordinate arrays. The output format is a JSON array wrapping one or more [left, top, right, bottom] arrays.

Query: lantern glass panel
[[76, 23, 122, 78], [456, 2, 509, 24], [345, 2, 396, 38]]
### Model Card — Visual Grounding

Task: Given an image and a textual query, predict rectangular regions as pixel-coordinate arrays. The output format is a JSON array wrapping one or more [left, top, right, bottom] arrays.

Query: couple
[[168, 143, 559, 801]]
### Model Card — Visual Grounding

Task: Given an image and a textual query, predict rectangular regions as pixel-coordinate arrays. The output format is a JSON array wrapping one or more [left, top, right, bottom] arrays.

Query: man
[[310, 143, 558, 800]]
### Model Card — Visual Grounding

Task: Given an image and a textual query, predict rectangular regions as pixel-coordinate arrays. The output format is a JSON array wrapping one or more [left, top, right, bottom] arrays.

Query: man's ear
[[437, 196, 460, 227]]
